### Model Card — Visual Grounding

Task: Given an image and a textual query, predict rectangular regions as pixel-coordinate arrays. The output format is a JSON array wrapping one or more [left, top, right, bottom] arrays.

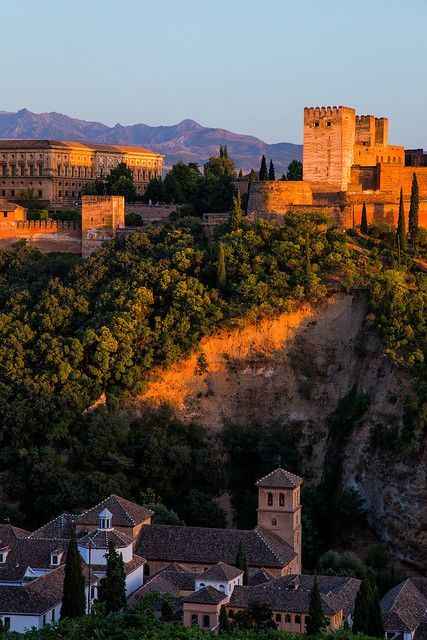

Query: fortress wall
[[375, 117, 388, 145], [355, 115, 376, 145], [247, 180, 313, 217], [353, 144, 405, 167], [81, 195, 125, 258], [0, 220, 81, 253]]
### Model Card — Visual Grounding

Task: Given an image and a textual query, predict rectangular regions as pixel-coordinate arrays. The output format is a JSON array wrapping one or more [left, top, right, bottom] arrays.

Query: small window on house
[[275, 613, 282, 623], [203, 614, 210, 628], [42, 615, 47, 626], [10, 190, 15, 197], [314, 122, 319, 127], [191, 614, 198, 625], [3, 212, 7, 219], [51, 555, 59, 565], [327, 121, 331, 127], [279, 493, 285, 507], [285, 614, 291, 623], [219, 584, 225, 592], [267, 492, 273, 506], [295, 615, 301, 624], [271, 518, 277, 526], [199, 583, 205, 589], [90, 586, 96, 599], [0, 552, 4, 562], [144, 564, 150, 577], [38, 190, 42, 197], [51, 608, 55, 622]]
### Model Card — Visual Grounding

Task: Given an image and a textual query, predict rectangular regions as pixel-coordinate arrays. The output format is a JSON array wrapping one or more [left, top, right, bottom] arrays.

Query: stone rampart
[[247, 181, 313, 217], [0, 219, 81, 253]]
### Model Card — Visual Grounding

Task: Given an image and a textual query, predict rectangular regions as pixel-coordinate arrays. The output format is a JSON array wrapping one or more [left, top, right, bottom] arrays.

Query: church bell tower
[[256, 468, 303, 573]]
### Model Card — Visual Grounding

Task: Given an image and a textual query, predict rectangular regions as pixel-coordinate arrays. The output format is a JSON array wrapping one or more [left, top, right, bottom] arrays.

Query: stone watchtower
[[303, 106, 356, 191], [256, 468, 303, 573], [81, 195, 125, 258]]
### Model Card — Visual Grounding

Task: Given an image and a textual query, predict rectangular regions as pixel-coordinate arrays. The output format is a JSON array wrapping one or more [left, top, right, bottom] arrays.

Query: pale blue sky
[[3, 0, 427, 146]]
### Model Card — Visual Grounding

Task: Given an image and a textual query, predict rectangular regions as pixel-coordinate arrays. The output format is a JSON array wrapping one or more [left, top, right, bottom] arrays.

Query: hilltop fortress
[[248, 105, 427, 228]]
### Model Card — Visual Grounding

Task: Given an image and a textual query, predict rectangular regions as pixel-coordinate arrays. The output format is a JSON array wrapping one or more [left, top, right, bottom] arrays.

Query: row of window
[[1, 189, 42, 198], [191, 613, 211, 628], [2, 165, 43, 177], [267, 492, 286, 507]]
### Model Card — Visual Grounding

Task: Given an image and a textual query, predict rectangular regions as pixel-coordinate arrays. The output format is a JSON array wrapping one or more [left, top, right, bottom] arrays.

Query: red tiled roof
[[76, 494, 153, 528], [255, 468, 303, 489], [0, 139, 163, 157]]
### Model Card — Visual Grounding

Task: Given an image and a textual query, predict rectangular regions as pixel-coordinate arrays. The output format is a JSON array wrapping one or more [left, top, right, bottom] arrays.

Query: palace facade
[[0, 140, 164, 207]]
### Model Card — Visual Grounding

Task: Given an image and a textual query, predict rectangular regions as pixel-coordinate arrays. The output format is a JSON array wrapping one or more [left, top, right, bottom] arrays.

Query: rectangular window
[[3, 212, 7, 219], [0, 551, 4, 560], [11, 165, 17, 176], [38, 164, 43, 176], [38, 190, 42, 197], [1, 166, 6, 177], [51, 609, 55, 622], [10, 190, 15, 197], [20, 165, 25, 176], [29, 165, 34, 176]]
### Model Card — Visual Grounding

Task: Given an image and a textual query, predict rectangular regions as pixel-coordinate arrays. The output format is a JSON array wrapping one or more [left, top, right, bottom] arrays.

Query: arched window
[[285, 614, 291, 623], [279, 493, 285, 507], [203, 614, 210, 628], [267, 492, 273, 506], [199, 583, 205, 589], [275, 613, 282, 623], [271, 518, 277, 526], [191, 614, 198, 626], [219, 584, 225, 592], [295, 615, 301, 624]]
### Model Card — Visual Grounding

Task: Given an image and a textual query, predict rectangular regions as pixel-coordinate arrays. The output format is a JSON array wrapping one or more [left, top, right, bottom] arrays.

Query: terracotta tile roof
[[136, 524, 296, 569], [381, 579, 427, 634], [0, 537, 69, 582], [183, 586, 228, 606], [0, 200, 23, 212], [91, 553, 145, 576], [248, 568, 275, 586], [0, 139, 163, 157], [229, 574, 360, 616], [0, 565, 96, 615], [78, 528, 133, 549], [30, 513, 76, 540], [199, 562, 243, 583], [76, 495, 153, 528], [255, 468, 303, 489]]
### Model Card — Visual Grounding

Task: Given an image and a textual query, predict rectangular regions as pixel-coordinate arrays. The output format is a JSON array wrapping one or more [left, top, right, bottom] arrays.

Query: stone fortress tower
[[256, 469, 303, 574], [81, 195, 125, 258]]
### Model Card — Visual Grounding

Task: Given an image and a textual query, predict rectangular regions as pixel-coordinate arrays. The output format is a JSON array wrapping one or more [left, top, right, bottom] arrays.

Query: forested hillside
[[0, 212, 425, 573]]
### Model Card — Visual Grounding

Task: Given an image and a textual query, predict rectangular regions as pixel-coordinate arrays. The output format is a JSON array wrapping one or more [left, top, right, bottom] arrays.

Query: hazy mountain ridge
[[0, 109, 302, 173]]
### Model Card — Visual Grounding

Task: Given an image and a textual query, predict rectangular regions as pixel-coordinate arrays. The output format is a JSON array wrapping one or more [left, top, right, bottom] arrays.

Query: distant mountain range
[[0, 109, 302, 175]]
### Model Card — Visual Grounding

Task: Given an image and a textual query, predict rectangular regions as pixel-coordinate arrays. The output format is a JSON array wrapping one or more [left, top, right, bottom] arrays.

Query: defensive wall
[[0, 219, 81, 253]]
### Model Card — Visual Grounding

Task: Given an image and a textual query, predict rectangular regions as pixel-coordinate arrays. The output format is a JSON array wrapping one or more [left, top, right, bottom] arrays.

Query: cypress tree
[[396, 187, 407, 251], [238, 168, 243, 178], [219, 604, 231, 633], [352, 573, 373, 634], [217, 242, 226, 290], [306, 573, 325, 635], [360, 202, 368, 235], [102, 541, 127, 613], [229, 191, 243, 231], [61, 531, 86, 619], [236, 541, 249, 585], [408, 172, 419, 244], [268, 159, 276, 181], [366, 570, 385, 638], [259, 155, 268, 181], [248, 169, 256, 191]]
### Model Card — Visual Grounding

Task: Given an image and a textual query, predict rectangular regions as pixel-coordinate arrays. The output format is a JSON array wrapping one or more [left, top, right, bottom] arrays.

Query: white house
[[195, 562, 243, 597]]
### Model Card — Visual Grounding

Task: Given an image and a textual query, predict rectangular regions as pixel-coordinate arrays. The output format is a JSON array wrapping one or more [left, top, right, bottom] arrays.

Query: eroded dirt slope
[[139, 292, 427, 570]]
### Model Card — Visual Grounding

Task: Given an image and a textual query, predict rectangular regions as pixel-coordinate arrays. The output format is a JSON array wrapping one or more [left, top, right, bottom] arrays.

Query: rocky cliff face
[[139, 292, 426, 571]]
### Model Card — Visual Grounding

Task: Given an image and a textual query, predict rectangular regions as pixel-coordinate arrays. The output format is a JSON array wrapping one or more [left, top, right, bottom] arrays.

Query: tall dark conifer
[[229, 191, 243, 231], [306, 574, 325, 635], [61, 531, 86, 619], [217, 242, 226, 290], [219, 604, 231, 633], [408, 173, 419, 244], [360, 202, 368, 235], [352, 574, 372, 634], [102, 541, 127, 613], [236, 541, 249, 585], [259, 155, 268, 181], [366, 570, 385, 638], [396, 187, 407, 251], [268, 159, 276, 181]]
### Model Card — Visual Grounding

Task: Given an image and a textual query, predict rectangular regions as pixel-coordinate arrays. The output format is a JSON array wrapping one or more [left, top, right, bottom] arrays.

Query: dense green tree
[[317, 550, 366, 579], [204, 146, 236, 178], [408, 173, 419, 244], [143, 177, 166, 203], [284, 159, 303, 181], [101, 541, 127, 613], [217, 242, 227, 290], [219, 604, 231, 633], [162, 162, 201, 204], [233, 602, 276, 630], [360, 202, 368, 234], [106, 162, 137, 201], [306, 574, 325, 635], [366, 569, 385, 638], [396, 187, 407, 251], [61, 531, 86, 619], [161, 594, 175, 622], [82, 179, 106, 196], [229, 191, 243, 230], [268, 159, 275, 181], [259, 155, 268, 181], [236, 541, 249, 585], [353, 574, 371, 634]]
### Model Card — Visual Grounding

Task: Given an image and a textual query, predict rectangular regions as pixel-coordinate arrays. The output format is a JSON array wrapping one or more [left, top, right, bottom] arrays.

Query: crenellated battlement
[[13, 219, 81, 230], [304, 105, 355, 124]]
